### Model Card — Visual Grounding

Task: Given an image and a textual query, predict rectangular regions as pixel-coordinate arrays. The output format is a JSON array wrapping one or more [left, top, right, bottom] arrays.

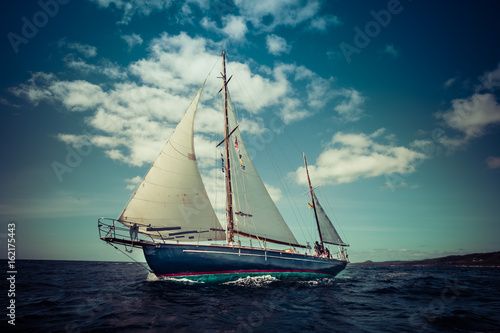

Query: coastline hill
[[350, 251, 500, 267]]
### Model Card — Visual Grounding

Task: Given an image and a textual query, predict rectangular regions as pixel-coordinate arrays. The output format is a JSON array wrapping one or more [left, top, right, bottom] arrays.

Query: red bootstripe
[[156, 269, 334, 277]]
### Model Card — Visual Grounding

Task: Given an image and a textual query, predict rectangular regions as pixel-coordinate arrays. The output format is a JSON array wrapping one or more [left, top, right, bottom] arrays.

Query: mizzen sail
[[119, 83, 225, 242], [313, 194, 348, 246]]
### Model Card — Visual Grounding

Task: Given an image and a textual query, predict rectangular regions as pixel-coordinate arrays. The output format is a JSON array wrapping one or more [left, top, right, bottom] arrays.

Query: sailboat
[[98, 51, 349, 282]]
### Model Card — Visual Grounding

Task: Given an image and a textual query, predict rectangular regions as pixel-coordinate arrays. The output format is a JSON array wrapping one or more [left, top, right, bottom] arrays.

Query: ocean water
[[2, 260, 500, 332]]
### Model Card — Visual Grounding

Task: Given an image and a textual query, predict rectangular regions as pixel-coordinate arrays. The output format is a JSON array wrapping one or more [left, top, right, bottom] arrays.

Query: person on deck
[[314, 241, 321, 256], [325, 247, 331, 259], [130, 223, 139, 242]]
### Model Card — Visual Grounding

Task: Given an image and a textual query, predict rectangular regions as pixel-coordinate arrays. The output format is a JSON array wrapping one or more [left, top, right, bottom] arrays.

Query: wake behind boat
[[98, 51, 349, 282]]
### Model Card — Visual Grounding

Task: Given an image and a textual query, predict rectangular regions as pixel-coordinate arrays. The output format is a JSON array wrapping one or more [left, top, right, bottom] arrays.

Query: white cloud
[[69, 43, 97, 58], [89, 0, 173, 24], [200, 14, 248, 42], [11, 73, 190, 166], [10, 74, 106, 112], [264, 183, 282, 202], [89, 0, 212, 24], [291, 129, 426, 185], [89, 0, 337, 38], [435, 93, 500, 150], [309, 14, 341, 31], [221, 15, 248, 40], [122, 33, 143, 50], [129, 32, 328, 123], [436, 64, 500, 151], [129, 32, 220, 92], [11, 32, 361, 166], [63, 55, 128, 80], [50, 80, 105, 111], [486, 156, 500, 169], [234, 0, 320, 31], [382, 44, 399, 59], [476, 62, 500, 93], [410, 139, 436, 156], [106, 149, 126, 161], [333, 88, 365, 122], [9, 72, 56, 105], [125, 175, 143, 190], [200, 16, 218, 31], [266, 34, 291, 56], [305, 73, 334, 108], [58, 39, 98, 58], [326, 49, 341, 61], [443, 77, 456, 89]]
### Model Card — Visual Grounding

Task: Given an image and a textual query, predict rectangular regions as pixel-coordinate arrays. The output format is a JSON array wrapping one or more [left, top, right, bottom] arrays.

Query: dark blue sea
[[1, 260, 500, 332]]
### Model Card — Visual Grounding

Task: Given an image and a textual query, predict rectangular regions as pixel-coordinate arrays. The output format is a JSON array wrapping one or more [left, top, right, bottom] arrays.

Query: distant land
[[350, 251, 500, 267]]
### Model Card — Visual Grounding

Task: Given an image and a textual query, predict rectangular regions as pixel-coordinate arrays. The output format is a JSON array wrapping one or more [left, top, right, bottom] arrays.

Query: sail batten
[[118, 82, 225, 242]]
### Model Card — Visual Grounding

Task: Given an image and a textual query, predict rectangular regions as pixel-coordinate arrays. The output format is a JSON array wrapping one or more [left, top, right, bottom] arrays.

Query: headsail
[[225, 92, 303, 248], [118, 83, 225, 242]]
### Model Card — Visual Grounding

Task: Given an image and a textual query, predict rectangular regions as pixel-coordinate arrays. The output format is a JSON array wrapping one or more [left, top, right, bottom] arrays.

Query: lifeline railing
[[98, 218, 160, 248]]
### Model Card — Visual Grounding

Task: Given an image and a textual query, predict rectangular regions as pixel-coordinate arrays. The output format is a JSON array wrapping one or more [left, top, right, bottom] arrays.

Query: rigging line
[[105, 242, 153, 273], [214, 139, 220, 233], [264, 147, 301, 243], [272, 135, 314, 242], [226, 59, 261, 117], [264, 143, 311, 244], [283, 128, 304, 156], [206, 55, 220, 79]]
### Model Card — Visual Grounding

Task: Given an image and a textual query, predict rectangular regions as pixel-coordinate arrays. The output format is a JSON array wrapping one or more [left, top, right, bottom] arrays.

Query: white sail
[[119, 83, 225, 242], [225, 93, 302, 247], [313, 194, 347, 246]]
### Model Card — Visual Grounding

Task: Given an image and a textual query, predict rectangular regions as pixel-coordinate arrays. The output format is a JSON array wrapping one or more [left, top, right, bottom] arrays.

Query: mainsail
[[225, 92, 303, 248], [118, 83, 225, 242]]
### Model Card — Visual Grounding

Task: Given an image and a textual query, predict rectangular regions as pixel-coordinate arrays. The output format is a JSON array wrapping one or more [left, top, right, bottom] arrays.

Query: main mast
[[222, 51, 234, 244], [303, 153, 323, 248]]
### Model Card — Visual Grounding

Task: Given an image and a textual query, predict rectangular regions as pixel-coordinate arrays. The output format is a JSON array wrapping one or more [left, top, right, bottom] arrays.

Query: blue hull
[[143, 243, 347, 282]]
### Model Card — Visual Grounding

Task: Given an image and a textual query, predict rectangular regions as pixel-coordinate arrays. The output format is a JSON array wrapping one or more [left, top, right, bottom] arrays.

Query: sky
[[1, 0, 500, 263]]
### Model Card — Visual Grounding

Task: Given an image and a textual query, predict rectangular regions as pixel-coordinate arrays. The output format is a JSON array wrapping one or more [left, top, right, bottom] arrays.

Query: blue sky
[[1, 0, 500, 263]]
